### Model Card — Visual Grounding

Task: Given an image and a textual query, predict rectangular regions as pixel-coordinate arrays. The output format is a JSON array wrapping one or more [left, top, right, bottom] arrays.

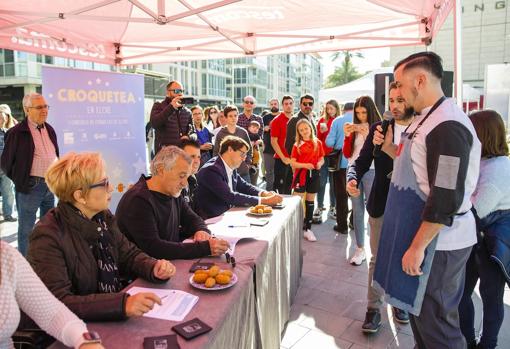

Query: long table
[[50, 196, 303, 349]]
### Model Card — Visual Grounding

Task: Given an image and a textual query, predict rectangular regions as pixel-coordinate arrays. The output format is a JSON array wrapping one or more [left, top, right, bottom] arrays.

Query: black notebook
[[143, 334, 180, 349], [172, 318, 212, 340]]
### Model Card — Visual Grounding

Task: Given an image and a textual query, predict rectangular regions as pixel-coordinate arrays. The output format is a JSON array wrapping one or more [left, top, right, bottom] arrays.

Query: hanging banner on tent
[[42, 65, 146, 210]]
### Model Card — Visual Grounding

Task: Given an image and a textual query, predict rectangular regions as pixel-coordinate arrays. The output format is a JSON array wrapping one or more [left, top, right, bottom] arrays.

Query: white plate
[[246, 211, 273, 217], [189, 273, 238, 291]]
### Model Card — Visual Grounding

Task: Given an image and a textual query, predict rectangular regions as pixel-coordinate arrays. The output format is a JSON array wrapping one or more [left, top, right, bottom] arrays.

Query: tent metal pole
[[157, 0, 165, 16], [384, 75, 390, 111], [454, 0, 463, 106]]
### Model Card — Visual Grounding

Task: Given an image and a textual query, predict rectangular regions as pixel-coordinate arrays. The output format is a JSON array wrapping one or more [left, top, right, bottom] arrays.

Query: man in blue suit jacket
[[196, 136, 282, 218]]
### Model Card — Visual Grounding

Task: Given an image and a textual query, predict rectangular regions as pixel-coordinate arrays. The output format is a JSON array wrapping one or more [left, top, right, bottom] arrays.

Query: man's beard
[[271, 107, 279, 113], [400, 106, 415, 120]]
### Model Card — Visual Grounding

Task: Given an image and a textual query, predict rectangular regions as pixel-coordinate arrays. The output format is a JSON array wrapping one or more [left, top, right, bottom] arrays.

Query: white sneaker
[[303, 229, 317, 242], [312, 207, 322, 219], [350, 247, 366, 265]]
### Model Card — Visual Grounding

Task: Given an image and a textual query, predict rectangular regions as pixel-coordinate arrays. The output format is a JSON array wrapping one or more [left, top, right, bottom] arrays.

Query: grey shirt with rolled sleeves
[[406, 98, 481, 251]]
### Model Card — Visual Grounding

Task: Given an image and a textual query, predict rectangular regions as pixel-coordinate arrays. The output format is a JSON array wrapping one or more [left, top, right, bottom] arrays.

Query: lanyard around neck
[[406, 96, 446, 140]]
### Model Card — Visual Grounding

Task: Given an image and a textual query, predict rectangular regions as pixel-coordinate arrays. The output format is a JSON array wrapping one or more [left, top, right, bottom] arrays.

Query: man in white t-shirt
[[373, 51, 481, 349], [346, 82, 414, 333]]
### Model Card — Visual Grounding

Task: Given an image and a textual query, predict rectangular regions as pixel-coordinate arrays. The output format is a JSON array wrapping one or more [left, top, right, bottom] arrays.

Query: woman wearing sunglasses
[[204, 105, 220, 132], [27, 152, 176, 322]]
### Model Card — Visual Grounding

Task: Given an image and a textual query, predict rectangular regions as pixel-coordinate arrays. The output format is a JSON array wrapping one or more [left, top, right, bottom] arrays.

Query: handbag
[[326, 150, 341, 172]]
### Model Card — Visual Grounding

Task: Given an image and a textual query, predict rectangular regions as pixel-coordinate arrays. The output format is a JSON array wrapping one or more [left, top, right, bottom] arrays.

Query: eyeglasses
[[302, 102, 314, 107], [88, 177, 110, 190], [168, 88, 184, 94], [244, 100, 254, 105], [209, 110, 218, 114], [238, 150, 248, 159], [29, 105, 50, 110]]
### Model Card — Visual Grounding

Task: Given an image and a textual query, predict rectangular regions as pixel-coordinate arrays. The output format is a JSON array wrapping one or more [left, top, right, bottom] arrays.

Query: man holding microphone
[[346, 82, 414, 333]]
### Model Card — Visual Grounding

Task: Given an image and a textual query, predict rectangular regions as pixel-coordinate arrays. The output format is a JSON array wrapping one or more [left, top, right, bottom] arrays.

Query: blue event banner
[[42, 65, 146, 210]]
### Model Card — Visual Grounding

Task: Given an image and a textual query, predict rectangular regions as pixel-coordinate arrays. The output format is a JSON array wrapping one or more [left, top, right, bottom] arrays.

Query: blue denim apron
[[372, 130, 438, 316]]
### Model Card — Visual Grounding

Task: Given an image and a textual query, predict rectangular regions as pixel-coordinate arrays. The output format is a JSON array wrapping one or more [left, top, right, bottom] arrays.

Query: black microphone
[[373, 111, 393, 158]]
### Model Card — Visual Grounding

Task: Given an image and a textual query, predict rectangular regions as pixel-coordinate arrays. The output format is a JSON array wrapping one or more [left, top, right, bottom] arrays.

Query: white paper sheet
[[127, 287, 198, 322]]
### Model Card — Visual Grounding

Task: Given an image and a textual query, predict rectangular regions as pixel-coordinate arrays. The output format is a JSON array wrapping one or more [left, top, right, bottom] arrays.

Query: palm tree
[[324, 50, 364, 88]]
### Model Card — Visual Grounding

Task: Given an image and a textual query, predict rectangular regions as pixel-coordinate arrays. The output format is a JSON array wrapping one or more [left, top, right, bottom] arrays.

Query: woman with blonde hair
[[0, 104, 17, 222], [290, 118, 325, 241], [27, 152, 176, 321]]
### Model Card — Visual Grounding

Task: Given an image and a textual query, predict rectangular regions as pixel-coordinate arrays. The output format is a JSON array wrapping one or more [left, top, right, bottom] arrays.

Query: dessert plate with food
[[247, 204, 273, 216], [189, 266, 237, 291]]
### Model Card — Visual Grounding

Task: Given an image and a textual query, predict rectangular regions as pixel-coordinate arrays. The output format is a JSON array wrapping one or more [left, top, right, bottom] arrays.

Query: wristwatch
[[81, 331, 102, 344]]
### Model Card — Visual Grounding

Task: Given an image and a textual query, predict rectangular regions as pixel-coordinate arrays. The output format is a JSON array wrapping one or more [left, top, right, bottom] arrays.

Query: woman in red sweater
[[290, 119, 325, 241]]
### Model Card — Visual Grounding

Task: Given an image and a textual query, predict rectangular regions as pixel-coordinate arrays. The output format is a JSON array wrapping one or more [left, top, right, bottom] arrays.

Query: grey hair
[[22, 93, 43, 113], [150, 145, 191, 175], [244, 95, 257, 104]]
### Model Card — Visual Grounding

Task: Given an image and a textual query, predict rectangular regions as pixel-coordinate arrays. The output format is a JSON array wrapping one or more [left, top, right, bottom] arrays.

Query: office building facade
[[389, 0, 510, 89], [0, 49, 323, 119]]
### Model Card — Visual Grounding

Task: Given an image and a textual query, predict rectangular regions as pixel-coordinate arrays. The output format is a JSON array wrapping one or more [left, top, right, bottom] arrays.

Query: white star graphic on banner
[[111, 166, 122, 179], [96, 78, 101, 84], [132, 157, 146, 174], [88, 81, 92, 85]]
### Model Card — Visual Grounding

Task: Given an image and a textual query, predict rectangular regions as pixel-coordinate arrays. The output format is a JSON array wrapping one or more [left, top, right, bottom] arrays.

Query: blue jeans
[[317, 159, 336, 209], [349, 169, 374, 248], [0, 172, 15, 216], [15, 177, 55, 256]]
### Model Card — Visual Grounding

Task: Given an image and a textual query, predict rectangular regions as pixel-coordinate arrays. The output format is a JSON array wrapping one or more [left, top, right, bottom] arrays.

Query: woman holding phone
[[342, 96, 381, 265]]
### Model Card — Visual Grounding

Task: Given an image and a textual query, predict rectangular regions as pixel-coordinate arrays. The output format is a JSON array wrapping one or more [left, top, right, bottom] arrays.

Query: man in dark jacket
[[346, 82, 414, 333], [195, 136, 282, 219], [150, 80, 195, 154], [116, 146, 230, 259], [1, 93, 58, 256]]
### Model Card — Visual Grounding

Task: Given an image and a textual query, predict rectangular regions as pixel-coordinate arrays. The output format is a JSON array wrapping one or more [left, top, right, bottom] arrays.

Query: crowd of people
[[0, 51, 508, 349]]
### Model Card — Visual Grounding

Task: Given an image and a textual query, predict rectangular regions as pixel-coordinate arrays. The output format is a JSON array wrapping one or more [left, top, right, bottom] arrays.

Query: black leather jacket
[[27, 202, 166, 321]]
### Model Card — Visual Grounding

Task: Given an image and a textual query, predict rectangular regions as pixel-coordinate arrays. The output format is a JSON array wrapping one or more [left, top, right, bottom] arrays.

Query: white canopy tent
[[319, 67, 393, 104], [0, 0, 454, 66]]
